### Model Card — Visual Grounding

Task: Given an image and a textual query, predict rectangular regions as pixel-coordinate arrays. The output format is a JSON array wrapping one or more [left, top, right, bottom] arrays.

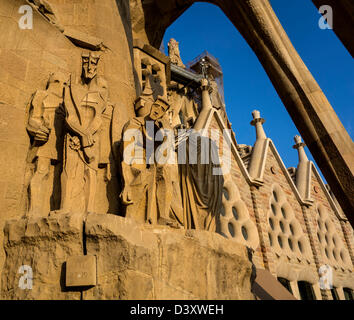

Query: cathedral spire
[[168, 38, 185, 68], [250, 110, 267, 140], [293, 135, 312, 201], [248, 110, 268, 183], [293, 135, 308, 163]]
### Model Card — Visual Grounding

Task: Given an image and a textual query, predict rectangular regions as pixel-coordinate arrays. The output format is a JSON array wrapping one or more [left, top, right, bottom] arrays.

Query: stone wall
[[1, 213, 255, 300], [0, 0, 137, 280], [0, 0, 353, 300], [1, 0, 77, 279], [200, 109, 354, 300]]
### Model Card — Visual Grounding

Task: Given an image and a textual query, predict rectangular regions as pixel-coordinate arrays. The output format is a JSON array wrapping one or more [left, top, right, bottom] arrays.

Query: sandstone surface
[[1, 213, 255, 300]]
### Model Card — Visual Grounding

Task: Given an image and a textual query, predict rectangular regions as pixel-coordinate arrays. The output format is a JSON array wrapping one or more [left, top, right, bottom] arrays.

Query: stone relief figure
[[120, 76, 223, 231], [59, 52, 111, 215], [26, 72, 67, 217], [208, 74, 224, 110], [168, 38, 185, 68], [134, 69, 155, 118], [178, 134, 224, 231], [167, 85, 199, 130], [120, 96, 183, 227]]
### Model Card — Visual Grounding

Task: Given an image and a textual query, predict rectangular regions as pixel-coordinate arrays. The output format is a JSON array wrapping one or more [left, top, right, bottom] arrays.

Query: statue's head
[[168, 38, 178, 46], [168, 38, 179, 53], [81, 52, 100, 81], [135, 98, 153, 117], [149, 96, 170, 121], [47, 71, 67, 97]]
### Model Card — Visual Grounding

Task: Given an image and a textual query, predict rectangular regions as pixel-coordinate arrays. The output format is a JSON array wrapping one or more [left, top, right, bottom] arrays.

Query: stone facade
[[0, 0, 353, 300], [200, 103, 354, 300]]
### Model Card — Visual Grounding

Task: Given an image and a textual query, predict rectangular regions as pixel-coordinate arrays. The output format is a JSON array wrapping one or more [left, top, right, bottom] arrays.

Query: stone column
[[336, 287, 346, 301], [293, 135, 312, 201], [289, 281, 301, 300]]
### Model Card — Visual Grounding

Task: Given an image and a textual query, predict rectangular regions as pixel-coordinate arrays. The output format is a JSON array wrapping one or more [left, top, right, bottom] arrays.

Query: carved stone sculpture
[[131, 0, 354, 226], [168, 38, 185, 68], [59, 52, 111, 214], [121, 76, 223, 230], [178, 137, 223, 231], [177, 78, 224, 231], [121, 96, 183, 227], [208, 75, 224, 111], [26, 72, 66, 216]]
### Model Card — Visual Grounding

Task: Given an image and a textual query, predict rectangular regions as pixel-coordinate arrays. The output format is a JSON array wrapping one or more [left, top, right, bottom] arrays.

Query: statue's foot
[[168, 221, 181, 229], [48, 209, 70, 217], [158, 217, 181, 229]]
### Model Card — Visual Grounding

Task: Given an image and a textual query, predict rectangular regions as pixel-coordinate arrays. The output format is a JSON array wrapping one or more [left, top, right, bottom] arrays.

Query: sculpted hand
[[120, 188, 133, 206], [82, 134, 95, 148], [34, 126, 50, 142]]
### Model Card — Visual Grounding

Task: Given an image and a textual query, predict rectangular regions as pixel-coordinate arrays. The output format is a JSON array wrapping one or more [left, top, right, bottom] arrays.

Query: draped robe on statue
[[178, 133, 223, 231]]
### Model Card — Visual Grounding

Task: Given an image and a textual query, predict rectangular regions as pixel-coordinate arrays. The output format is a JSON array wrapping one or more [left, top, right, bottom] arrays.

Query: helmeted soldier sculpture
[[120, 74, 223, 231], [26, 72, 67, 216], [120, 95, 183, 227]]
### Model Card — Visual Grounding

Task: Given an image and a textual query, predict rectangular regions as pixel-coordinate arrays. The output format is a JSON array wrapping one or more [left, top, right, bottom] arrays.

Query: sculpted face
[[47, 72, 66, 98], [136, 100, 153, 117], [82, 53, 100, 81], [149, 99, 169, 121]]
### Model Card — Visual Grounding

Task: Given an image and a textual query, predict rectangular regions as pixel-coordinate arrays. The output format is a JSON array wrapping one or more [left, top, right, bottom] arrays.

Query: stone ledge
[[84, 213, 255, 300], [4, 214, 84, 245], [1, 213, 84, 300], [1, 213, 255, 300]]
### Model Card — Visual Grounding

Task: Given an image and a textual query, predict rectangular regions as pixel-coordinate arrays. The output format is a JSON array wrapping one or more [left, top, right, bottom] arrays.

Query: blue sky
[[162, 0, 353, 180]]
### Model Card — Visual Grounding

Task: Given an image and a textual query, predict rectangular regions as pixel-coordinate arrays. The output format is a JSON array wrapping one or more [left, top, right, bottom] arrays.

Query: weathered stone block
[[66, 255, 96, 287], [1, 213, 255, 300], [84, 213, 255, 300], [1, 214, 84, 300], [0, 50, 28, 80]]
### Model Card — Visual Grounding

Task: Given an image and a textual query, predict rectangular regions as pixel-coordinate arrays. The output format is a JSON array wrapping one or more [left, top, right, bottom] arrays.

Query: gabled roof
[[310, 162, 347, 221], [201, 108, 347, 222]]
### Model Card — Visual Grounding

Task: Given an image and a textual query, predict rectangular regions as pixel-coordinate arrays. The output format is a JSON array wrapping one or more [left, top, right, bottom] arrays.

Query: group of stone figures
[[26, 52, 223, 231]]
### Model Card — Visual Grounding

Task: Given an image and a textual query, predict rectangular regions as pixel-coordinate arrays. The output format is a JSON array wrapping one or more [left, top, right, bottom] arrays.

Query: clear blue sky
[[162, 0, 353, 180]]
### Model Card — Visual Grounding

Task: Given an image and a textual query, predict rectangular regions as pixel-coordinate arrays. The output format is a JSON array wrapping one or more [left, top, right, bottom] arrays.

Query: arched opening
[[132, 0, 354, 225], [159, 1, 353, 166], [277, 277, 293, 294], [297, 281, 316, 300], [161, 2, 300, 162], [343, 288, 354, 301], [331, 287, 340, 300]]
